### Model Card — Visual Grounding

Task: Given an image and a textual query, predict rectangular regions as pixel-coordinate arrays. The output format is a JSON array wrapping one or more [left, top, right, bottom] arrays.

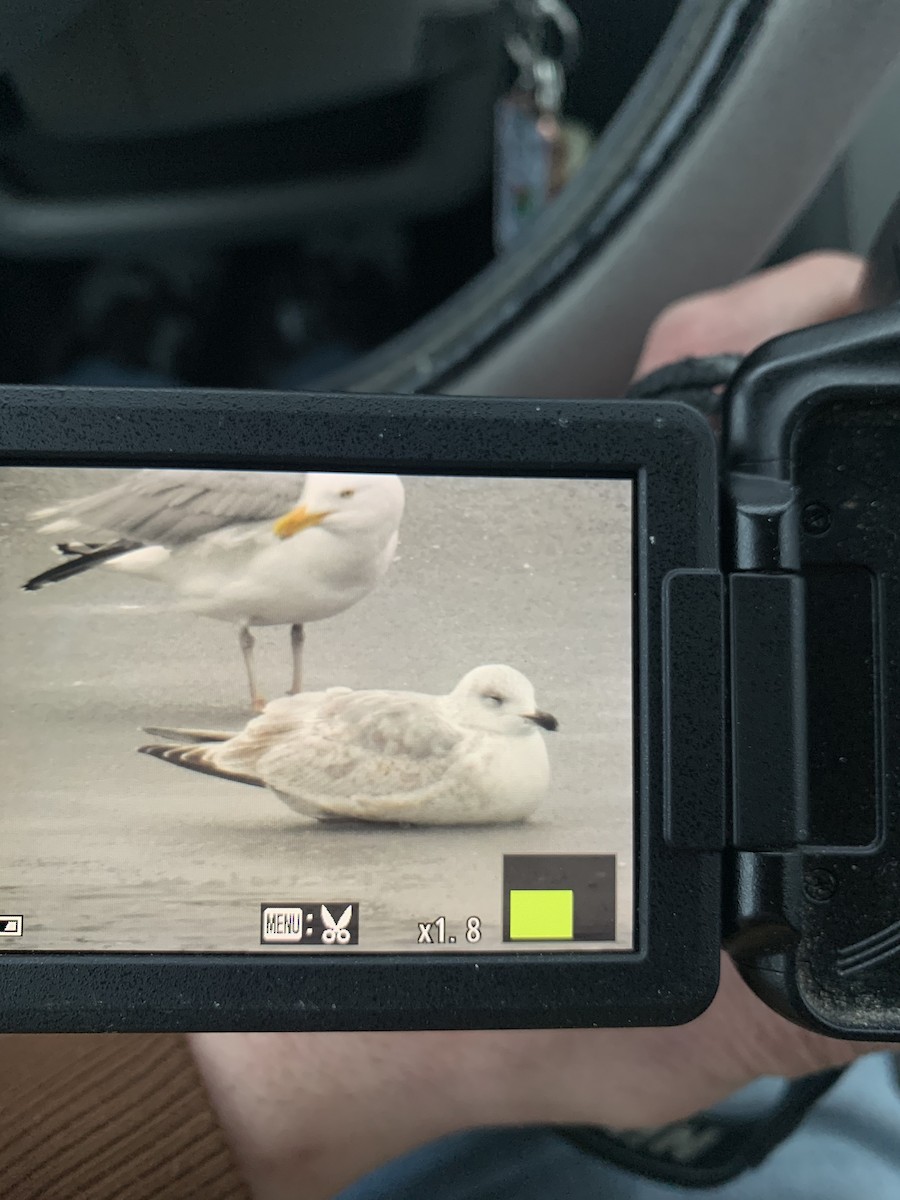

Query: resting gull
[[139, 664, 558, 825], [23, 470, 405, 708]]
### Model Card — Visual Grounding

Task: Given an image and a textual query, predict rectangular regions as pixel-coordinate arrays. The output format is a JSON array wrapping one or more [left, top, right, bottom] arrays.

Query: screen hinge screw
[[801, 502, 832, 535], [803, 867, 837, 903]]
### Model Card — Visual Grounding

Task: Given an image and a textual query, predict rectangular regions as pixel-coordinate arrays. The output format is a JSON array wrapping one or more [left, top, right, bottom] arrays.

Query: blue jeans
[[337, 1055, 900, 1200]]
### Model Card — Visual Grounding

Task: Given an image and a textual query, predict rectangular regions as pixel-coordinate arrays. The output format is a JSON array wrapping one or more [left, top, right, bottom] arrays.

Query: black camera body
[[723, 308, 900, 1040], [0, 307, 898, 1038]]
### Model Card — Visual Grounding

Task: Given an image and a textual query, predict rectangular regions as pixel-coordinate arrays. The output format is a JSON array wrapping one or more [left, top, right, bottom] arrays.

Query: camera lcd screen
[[0, 467, 634, 955]]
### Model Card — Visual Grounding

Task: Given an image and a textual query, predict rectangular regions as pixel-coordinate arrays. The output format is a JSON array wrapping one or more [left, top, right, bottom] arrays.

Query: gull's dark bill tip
[[527, 710, 559, 732]]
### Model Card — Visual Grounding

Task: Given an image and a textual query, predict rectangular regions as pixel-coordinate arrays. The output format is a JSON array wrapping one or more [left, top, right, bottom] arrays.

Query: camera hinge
[[729, 572, 808, 850]]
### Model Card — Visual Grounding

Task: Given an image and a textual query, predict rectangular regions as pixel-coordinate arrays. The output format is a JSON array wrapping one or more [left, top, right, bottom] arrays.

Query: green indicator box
[[508, 889, 574, 940], [503, 855, 616, 942]]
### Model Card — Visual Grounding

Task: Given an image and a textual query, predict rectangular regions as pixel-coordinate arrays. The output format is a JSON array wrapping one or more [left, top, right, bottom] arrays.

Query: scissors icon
[[320, 904, 353, 945]]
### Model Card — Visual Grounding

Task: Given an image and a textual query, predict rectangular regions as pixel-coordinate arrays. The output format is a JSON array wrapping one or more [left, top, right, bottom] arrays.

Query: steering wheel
[[4, 0, 900, 396], [328, 0, 900, 397]]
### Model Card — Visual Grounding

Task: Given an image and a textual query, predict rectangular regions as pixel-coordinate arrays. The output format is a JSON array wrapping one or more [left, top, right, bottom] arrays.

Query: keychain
[[494, 0, 584, 252]]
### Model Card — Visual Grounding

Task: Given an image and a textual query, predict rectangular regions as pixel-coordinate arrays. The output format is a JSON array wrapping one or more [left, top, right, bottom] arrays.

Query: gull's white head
[[448, 664, 558, 737], [273, 473, 405, 542]]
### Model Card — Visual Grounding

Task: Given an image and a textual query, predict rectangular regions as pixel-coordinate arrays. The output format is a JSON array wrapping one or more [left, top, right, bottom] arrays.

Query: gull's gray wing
[[214, 690, 465, 803], [32, 470, 305, 545]]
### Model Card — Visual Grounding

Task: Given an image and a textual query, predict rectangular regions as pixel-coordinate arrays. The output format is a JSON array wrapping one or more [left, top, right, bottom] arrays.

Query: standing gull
[[139, 664, 559, 826], [23, 470, 405, 709]]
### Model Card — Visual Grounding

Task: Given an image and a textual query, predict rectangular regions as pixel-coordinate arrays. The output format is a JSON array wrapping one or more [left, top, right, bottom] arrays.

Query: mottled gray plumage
[[34, 470, 304, 545], [138, 665, 557, 826]]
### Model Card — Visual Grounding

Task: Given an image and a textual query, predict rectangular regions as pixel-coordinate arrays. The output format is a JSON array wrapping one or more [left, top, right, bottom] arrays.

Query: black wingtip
[[141, 726, 233, 744], [137, 742, 265, 789], [137, 743, 172, 761], [22, 539, 139, 592]]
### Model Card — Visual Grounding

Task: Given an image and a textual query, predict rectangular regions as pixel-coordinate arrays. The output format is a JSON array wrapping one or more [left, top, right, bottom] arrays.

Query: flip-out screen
[[0, 468, 633, 954]]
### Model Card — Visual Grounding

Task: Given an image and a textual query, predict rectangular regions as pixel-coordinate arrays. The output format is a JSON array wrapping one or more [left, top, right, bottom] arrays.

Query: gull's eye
[[482, 692, 504, 706], [339, 488, 356, 499]]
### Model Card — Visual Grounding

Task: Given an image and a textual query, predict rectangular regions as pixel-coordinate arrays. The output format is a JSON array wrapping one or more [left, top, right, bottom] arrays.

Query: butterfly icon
[[320, 904, 353, 945]]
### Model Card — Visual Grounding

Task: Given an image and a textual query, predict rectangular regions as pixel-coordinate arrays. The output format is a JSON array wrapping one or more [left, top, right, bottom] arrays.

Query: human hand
[[191, 252, 887, 1200]]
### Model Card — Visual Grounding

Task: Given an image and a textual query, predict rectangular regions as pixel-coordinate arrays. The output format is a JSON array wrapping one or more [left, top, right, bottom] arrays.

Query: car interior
[[2, 0, 900, 405], [4, 5, 900, 1192]]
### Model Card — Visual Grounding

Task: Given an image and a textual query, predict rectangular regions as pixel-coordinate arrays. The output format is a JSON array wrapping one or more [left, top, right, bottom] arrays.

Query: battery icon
[[0, 916, 23, 937]]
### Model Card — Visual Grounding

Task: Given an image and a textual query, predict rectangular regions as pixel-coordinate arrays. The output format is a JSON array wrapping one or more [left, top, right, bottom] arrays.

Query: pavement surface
[[0, 469, 634, 954]]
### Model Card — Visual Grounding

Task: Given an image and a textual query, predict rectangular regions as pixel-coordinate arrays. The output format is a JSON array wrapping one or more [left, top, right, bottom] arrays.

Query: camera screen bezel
[[0, 385, 721, 1031]]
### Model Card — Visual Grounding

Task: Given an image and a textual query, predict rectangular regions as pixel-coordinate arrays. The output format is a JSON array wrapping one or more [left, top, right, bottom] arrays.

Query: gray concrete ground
[[0, 469, 633, 954]]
